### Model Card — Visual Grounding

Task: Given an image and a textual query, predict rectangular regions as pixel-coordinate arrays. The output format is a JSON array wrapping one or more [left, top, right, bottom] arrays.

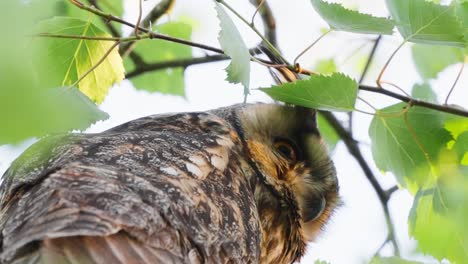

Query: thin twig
[[141, 0, 176, 27], [69, 0, 224, 54], [134, 0, 143, 37], [126, 54, 229, 78], [34, 33, 146, 42], [359, 85, 468, 117], [320, 111, 400, 256], [250, 0, 265, 25], [380, 81, 411, 97], [86, 0, 121, 37], [217, 0, 290, 66], [376, 41, 406, 87], [359, 35, 381, 84], [293, 29, 332, 65], [72, 41, 121, 87], [445, 61, 465, 105], [250, 0, 277, 47]]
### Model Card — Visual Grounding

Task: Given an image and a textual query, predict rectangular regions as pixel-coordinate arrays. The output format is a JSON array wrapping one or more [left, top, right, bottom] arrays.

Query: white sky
[[1, 0, 466, 263]]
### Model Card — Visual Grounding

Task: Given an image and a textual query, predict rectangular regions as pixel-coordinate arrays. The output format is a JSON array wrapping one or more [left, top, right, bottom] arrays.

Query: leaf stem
[[216, 0, 290, 66], [445, 60, 466, 105], [293, 29, 332, 65], [376, 40, 406, 87]]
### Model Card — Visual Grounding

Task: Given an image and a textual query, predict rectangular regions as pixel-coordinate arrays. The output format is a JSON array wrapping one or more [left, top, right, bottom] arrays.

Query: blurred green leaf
[[386, 0, 466, 46], [314, 260, 330, 264], [314, 58, 337, 74], [454, 1, 468, 43], [34, 17, 125, 103], [369, 103, 452, 188], [124, 22, 192, 96], [310, 0, 395, 35], [0, 1, 108, 144], [411, 44, 464, 80], [53, 0, 124, 34], [260, 73, 358, 112], [215, 3, 251, 96], [409, 152, 468, 263], [411, 83, 438, 103], [317, 113, 340, 151], [370, 256, 424, 264]]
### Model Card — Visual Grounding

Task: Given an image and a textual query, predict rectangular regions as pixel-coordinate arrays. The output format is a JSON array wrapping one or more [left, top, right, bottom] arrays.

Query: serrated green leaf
[[317, 113, 340, 151], [369, 103, 452, 187], [386, 0, 466, 47], [33, 17, 125, 103], [0, 2, 109, 144], [314, 58, 337, 74], [310, 0, 395, 35], [124, 22, 192, 96], [260, 73, 358, 112], [412, 44, 464, 80], [370, 256, 424, 264], [215, 3, 250, 95], [411, 83, 438, 103]]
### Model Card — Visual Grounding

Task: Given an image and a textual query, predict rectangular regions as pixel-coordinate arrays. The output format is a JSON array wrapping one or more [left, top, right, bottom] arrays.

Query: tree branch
[[69, 0, 224, 54], [359, 85, 468, 117], [320, 111, 400, 256], [126, 54, 229, 78]]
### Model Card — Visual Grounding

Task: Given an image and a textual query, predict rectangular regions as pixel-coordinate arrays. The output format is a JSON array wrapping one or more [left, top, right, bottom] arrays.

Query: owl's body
[[0, 104, 339, 264]]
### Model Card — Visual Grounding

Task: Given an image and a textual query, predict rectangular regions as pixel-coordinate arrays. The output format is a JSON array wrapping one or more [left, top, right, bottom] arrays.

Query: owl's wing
[[0, 112, 261, 263]]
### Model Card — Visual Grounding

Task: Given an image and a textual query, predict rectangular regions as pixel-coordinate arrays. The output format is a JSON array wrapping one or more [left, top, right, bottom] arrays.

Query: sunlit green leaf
[[260, 73, 358, 112], [34, 17, 125, 103], [317, 113, 340, 151], [386, 0, 466, 46], [454, 1, 468, 43], [369, 103, 452, 187], [370, 256, 424, 264], [409, 152, 468, 263], [411, 83, 438, 103], [124, 22, 192, 96], [215, 3, 251, 95], [412, 44, 464, 80], [310, 0, 394, 35]]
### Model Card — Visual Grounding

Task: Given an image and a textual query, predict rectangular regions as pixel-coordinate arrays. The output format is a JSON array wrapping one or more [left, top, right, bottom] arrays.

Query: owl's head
[[212, 103, 339, 261]]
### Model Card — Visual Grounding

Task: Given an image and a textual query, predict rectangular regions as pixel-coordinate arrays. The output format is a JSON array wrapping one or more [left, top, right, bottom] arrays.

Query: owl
[[0, 103, 339, 264]]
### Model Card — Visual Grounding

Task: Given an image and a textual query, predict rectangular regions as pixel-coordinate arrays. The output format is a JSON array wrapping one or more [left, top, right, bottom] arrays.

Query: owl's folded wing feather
[[0, 112, 261, 263]]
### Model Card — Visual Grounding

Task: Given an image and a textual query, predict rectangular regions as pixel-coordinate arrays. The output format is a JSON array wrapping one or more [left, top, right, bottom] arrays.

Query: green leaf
[[411, 83, 438, 103], [411, 44, 464, 80], [369, 103, 452, 188], [0, 1, 108, 144], [454, 1, 468, 43], [452, 131, 468, 164], [317, 113, 340, 151], [409, 154, 468, 263], [314, 260, 330, 264], [314, 58, 337, 74], [310, 0, 395, 35], [33, 17, 125, 103], [124, 22, 192, 96], [260, 73, 358, 112], [53, 0, 124, 34], [215, 3, 251, 95], [444, 112, 468, 139], [370, 256, 424, 264], [386, 0, 466, 47]]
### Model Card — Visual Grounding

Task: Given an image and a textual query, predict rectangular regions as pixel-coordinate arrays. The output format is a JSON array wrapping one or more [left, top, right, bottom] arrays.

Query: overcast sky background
[[1, 0, 466, 263]]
